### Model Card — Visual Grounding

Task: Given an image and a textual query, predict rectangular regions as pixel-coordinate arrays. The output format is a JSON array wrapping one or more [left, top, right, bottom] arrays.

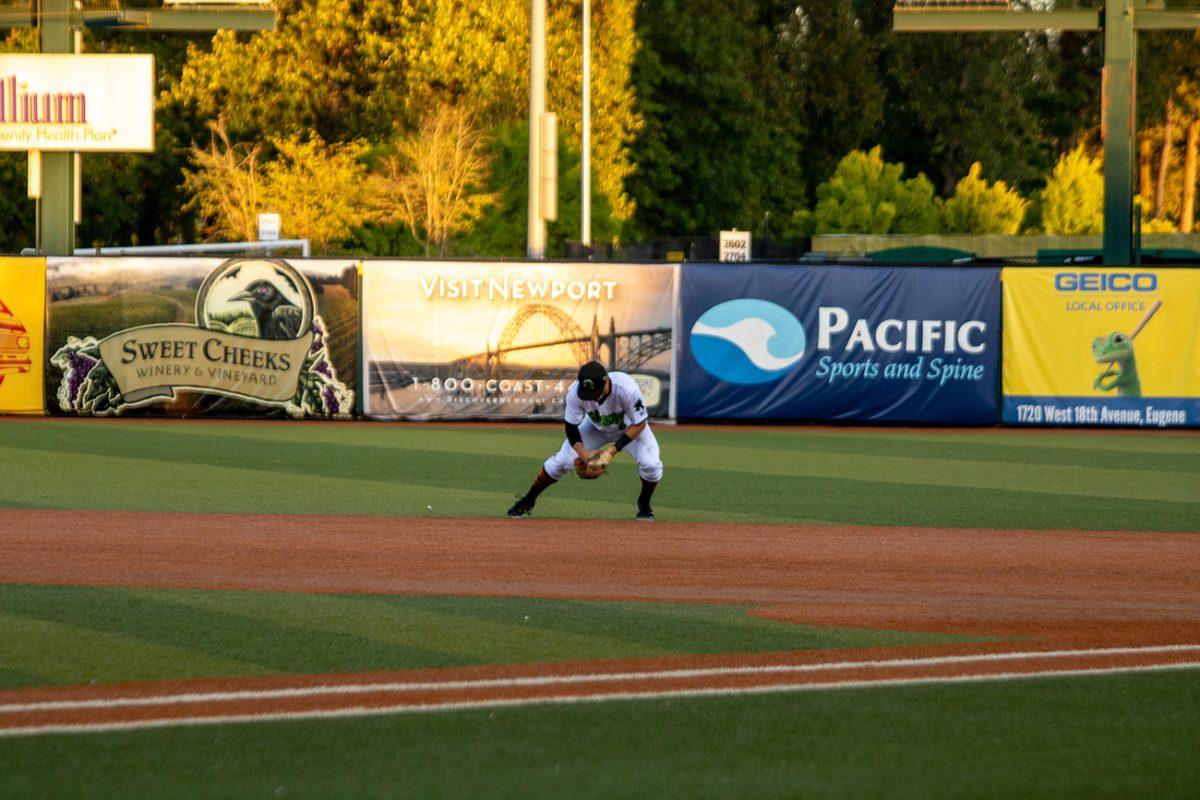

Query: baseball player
[[506, 360, 662, 520]]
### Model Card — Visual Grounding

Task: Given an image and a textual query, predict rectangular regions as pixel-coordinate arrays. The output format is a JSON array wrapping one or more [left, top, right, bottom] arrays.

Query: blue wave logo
[[690, 299, 806, 384]]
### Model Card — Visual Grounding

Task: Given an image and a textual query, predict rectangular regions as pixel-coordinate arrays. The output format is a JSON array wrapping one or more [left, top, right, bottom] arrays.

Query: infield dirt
[[2, 510, 1198, 733]]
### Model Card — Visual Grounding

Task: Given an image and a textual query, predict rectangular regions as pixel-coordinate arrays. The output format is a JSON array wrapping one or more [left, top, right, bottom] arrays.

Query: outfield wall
[[2, 257, 1196, 427], [0, 257, 45, 415], [361, 261, 676, 420], [43, 257, 358, 418]]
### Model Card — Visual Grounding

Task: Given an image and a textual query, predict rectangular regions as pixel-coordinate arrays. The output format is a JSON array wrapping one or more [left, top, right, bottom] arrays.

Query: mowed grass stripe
[[0, 670, 1194, 799], [0, 586, 966, 690], [7, 427, 1195, 503], [2, 441, 1192, 528], [370, 596, 962, 654], [0, 611, 268, 687], [145, 590, 672, 665], [0, 585, 462, 680], [1, 421, 1197, 529], [0, 446, 798, 524], [17, 419, 1200, 477], [136, 419, 1200, 468], [664, 442, 1196, 503]]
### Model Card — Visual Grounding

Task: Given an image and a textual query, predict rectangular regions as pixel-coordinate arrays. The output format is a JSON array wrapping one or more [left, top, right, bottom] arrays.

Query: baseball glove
[[575, 444, 617, 480]]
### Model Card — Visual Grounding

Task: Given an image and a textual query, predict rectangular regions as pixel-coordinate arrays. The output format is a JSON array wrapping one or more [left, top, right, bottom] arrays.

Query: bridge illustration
[[445, 304, 672, 379]]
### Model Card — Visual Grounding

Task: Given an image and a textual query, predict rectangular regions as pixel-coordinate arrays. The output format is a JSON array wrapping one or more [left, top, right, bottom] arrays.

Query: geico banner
[[46, 257, 358, 417], [0, 257, 46, 414], [1002, 267, 1200, 428], [362, 262, 676, 419], [0, 54, 154, 152], [677, 264, 1001, 423]]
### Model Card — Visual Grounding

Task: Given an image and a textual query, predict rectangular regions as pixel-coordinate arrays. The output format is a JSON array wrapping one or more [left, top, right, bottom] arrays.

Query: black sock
[[638, 478, 657, 507], [524, 469, 557, 501]]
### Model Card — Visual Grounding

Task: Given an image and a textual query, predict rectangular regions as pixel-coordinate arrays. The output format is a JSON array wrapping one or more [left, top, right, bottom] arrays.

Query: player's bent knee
[[639, 463, 663, 482], [544, 457, 572, 481]]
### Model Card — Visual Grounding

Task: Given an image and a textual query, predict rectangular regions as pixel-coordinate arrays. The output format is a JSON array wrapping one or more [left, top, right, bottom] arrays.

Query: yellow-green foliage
[[939, 163, 1029, 235], [169, 0, 640, 222], [183, 121, 372, 254], [1041, 146, 1104, 235], [369, 106, 499, 256], [812, 147, 939, 235]]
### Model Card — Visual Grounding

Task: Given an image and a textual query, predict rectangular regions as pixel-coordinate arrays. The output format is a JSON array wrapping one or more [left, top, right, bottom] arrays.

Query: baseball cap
[[576, 361, 608, 401]]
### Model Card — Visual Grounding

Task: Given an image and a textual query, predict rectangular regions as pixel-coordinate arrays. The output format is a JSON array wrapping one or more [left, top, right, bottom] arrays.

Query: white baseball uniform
[[543, 371, 663, 482]]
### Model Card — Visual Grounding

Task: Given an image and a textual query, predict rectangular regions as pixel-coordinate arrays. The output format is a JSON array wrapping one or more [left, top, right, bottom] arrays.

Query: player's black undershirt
[[565, 421, 582, 446]]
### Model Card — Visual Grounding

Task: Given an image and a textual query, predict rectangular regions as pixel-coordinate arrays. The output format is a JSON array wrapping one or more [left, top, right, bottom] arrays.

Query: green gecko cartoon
[[1089, 300, 1161, 398], [1091, 332, 1140, 397]]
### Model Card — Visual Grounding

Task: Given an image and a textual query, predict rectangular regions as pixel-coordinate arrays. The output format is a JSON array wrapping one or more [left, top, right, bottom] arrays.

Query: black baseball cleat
[[635, 502, 654, 521], [506, 495, 535, 518]]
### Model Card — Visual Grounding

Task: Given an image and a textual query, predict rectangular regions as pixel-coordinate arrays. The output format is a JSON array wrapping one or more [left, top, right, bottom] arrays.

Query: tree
[[809, 147, 939, 235], [182, 119, 372, 253], [939, 162, 1029, 235], [369, 106, 499, 256], [626, 0, 806, 237], [1040, 145, 1103, 235], [778, 0, 884, 193], [454, 122, 619, 257], [182, 120, 266, 243], [168, 0, 640, 228], [882, 32, 1046, 197], [262, 137, 374, 254]]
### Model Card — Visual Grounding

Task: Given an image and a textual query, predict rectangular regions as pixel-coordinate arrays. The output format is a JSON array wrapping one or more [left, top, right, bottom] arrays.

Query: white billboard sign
[[719, 229, 751, 262], [0, 54, 155, 153], [258, 212, 281, 242]]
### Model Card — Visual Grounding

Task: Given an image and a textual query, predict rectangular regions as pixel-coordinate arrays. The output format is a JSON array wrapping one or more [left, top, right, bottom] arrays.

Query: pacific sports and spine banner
[[46, 257, 358, 418], [1002, 267, 1200, 428], [677, 264, 1001, 423], [362, 262, 676, 419], [0, 257, 46, 414]]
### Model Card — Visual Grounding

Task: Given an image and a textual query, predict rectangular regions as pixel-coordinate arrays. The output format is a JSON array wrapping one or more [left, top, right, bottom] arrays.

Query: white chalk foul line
[[1, 660, 1198, 738], [1, 644, 1198, 714]]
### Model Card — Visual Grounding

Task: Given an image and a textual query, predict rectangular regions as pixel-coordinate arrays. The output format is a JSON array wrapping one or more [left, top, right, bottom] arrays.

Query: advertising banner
[[362, 262, 676, 419], [0, 55, 155, 152], [677, 264, 1001, 423], [1002, 267, 1200, 427], [0, 257, 46, 414], [46, 257, 358, 417]]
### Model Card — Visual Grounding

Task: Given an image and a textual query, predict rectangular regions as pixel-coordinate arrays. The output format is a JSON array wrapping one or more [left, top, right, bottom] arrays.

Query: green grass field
[[2, 419, 1197, 529], [0, 584, 964, 690], [1, 419, 1197, 798], [2, 671, 1197, 799]]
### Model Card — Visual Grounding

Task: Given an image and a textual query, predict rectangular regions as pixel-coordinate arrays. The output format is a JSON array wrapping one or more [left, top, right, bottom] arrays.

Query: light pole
[[527, 0, 547, 258], [582, 0, 592, 250]]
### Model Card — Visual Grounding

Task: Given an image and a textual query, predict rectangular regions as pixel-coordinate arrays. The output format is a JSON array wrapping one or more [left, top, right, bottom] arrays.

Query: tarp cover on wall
[[0, 257, 46, 414], [677, 264, 1001, 423], [362, 262, 676, 419], [1002, 267, 1200, 428], [46, 257, 358, 418]]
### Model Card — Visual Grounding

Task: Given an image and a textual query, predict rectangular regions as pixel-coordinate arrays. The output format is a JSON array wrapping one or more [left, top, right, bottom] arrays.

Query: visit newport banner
[[0, 257, 46, 414], [1002, 267, 1200, 428], [362, 262, 676, 419], [46, 257, 358, 417], [677, 264, 1001, 423]]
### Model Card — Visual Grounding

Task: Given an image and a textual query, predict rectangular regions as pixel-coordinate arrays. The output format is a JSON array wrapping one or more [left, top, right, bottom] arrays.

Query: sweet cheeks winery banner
[[46, 258, 358, 417], [362, 262, 676, 419], [0, 257, 46, 414], [678, 265, 1001, 423], [1002, 267, 1200, 428]]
